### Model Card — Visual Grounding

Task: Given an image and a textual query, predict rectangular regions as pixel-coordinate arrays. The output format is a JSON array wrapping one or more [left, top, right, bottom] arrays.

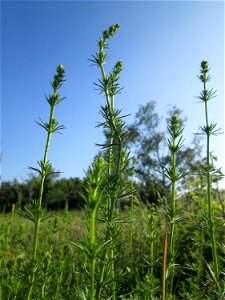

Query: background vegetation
[[0, 101, 208, 213]]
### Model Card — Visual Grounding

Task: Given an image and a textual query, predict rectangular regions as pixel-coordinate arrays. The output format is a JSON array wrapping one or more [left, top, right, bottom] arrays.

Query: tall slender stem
[[198, 61, 219, 280], [90, 209, 96, 300], [91, 24, 132, 300], [162, 222, 169, 300], [168, 148, 176, 294], [205, 103, 219, 280], [26, 65, 65, 300], [163, 114, 183, 298]]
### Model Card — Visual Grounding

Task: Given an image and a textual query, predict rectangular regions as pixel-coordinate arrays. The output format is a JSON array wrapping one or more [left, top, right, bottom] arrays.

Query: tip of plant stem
[[103, 23, 120, 41]]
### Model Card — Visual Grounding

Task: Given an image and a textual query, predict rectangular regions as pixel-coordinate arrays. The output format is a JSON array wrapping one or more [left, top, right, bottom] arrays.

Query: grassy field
[[0, 198, 224, 299], [1, 25, 224, 300]]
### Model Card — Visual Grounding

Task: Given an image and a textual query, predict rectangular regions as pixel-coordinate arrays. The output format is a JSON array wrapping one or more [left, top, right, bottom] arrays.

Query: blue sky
[[1, 1, 224, 187]]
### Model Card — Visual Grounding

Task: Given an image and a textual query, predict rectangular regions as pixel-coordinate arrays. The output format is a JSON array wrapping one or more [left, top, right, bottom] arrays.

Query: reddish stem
[[162, 222, 169, 300]]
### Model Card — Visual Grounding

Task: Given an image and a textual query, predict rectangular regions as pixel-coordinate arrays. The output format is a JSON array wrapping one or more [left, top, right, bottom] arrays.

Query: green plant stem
[[90, 209, 96, 300], [43, 105, 54, 162], [96, 247, 106, 299], [130, 159, 135, 265], [100, 67, 110, 107], [93, 25, 128, 300], [149, 217, 154, 282], [41, 281, 45, 299], [26, 65, 65, 300], [26, 115, 53, 300], [150, 241, 154, 279], [90, 258, 96, 300], [196, 61, 220, 289], [96, 161, 124, 299], [197, 229, 204, 284], [162, 222, 169, 300], [96, 195, 117, 300], [96, 59, 117, 300], [162, 114, 183, 297], [204, 90, 219, 280], [168, 141, 176, 295], [26, 285, 33, 300], [31, 105, 55, 258], [196, 192, 206, 286]]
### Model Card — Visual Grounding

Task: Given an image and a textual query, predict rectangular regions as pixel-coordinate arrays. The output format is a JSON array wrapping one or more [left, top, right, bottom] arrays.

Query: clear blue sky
[[1, 1, 224, 187]]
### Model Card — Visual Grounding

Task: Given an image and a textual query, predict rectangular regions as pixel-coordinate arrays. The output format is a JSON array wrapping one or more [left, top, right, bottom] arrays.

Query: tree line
[[1, 101, 222, 213]]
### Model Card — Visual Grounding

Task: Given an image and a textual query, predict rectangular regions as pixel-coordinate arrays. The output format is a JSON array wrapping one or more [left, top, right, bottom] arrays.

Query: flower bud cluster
[[199, 60, 210, 83], [51, 64, 65, 90], [103, 24, 120, 41]]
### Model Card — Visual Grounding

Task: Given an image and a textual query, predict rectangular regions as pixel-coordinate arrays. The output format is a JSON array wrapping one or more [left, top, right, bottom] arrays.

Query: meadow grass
[[1, 200, 224, 299], [0, 25, 224, 300]]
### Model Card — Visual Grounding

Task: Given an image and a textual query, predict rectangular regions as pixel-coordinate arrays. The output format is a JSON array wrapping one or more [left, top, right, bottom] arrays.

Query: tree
[[0, 174, 86, 212], [125, 101, 204, 204], [47, 177, 85, 210], [125, 101, 168, 203]]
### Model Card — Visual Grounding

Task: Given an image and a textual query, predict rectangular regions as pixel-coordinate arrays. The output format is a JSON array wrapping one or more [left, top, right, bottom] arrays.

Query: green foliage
[[0, 176, 85, 212], [1, 200, 224, 299], [163, 114, 184, 298], [16, 65, 66, 300], [73, 23, 135, 300], [0, 24, 224, 300], [125, 101, 204, 204], [197, 60, 223, 285]]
